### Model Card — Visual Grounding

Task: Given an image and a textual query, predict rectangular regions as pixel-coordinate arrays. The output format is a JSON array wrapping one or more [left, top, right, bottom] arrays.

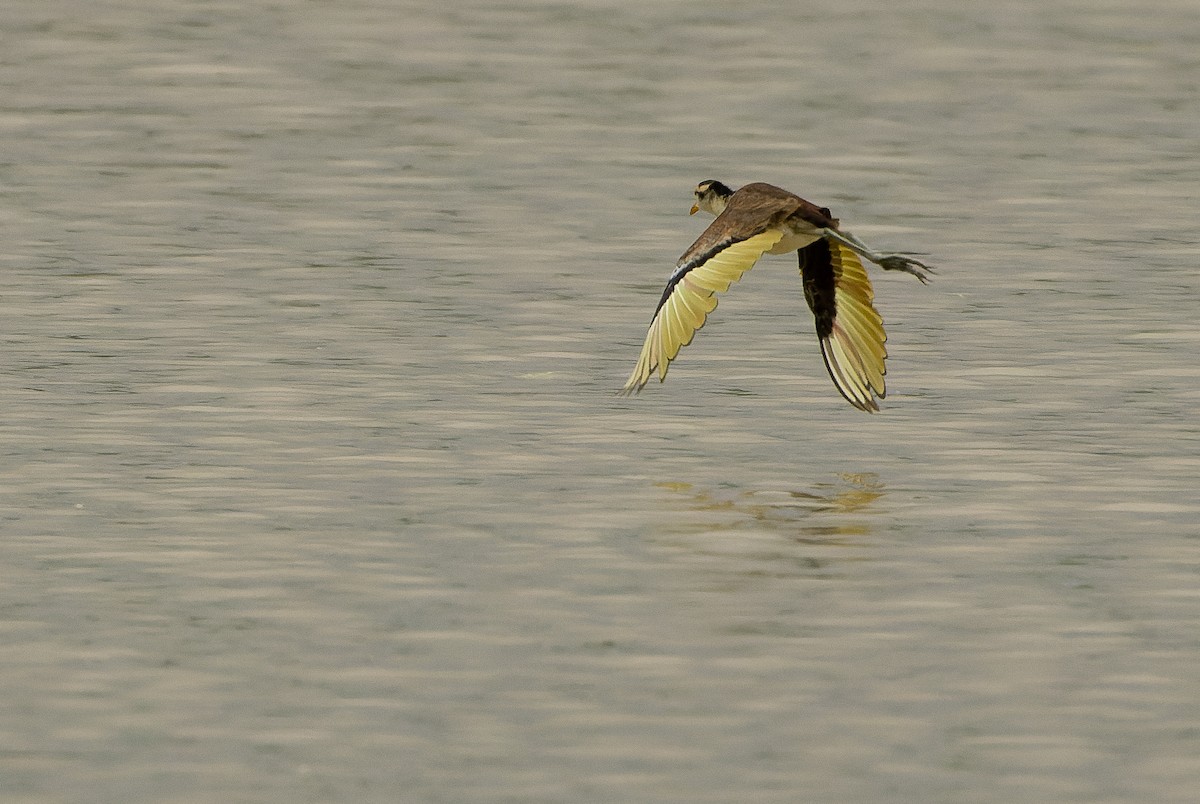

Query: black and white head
[[690, 179, 734, 216]]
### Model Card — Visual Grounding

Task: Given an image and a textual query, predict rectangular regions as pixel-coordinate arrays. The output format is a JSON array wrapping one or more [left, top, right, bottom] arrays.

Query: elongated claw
[[879, 255, 935, 284]]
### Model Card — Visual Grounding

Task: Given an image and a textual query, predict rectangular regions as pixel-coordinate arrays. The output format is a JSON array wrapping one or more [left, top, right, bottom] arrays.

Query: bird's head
[[691, 179, 734, 216]]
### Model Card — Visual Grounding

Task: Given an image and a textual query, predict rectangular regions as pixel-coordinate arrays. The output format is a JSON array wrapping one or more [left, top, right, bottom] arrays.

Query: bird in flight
[[619, 180, 933, 412]]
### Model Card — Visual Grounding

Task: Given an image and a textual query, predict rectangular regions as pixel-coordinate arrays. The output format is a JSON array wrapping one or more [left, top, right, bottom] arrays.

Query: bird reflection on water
[[653, 472, 886, 546]]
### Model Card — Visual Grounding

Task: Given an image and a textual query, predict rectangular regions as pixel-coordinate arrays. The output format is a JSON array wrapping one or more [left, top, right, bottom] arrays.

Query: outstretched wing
[[620, 229, 785, 394], [799, 238, 888, 412]]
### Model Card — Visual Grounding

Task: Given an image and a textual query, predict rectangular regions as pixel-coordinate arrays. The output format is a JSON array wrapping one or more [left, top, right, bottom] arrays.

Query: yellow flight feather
[[620, 230, 785, 394], [819, 242, 888, 411]]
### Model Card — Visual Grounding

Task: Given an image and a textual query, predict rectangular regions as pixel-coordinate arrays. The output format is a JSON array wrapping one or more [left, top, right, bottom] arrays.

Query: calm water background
[[3, 0, 1199, 801]]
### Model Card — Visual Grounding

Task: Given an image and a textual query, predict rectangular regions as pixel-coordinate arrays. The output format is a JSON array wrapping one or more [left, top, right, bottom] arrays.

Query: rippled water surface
[[4, 1, 1200, 801]]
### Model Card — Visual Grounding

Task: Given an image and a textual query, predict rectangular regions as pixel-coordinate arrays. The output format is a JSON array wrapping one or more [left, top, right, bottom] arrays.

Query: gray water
[[3, 1, 1200, 801]]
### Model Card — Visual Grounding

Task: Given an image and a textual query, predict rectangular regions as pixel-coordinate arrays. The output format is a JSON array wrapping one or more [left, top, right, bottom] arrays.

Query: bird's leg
[[822, 228, 935, 284]]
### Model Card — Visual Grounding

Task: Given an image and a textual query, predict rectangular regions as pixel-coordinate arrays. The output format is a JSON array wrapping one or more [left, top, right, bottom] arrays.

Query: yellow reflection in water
[[653, 472, 885, 544]]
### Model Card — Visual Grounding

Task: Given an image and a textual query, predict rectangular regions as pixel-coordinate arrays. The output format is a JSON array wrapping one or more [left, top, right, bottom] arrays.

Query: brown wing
[[620, 229, 786, 394], [799, 238, 888, 412], [738, 182, 839, 229], [679, 183, 835, 261]]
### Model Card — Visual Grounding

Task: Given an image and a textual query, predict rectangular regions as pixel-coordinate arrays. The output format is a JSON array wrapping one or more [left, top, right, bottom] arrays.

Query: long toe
[[880, 255, 934, 283]]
